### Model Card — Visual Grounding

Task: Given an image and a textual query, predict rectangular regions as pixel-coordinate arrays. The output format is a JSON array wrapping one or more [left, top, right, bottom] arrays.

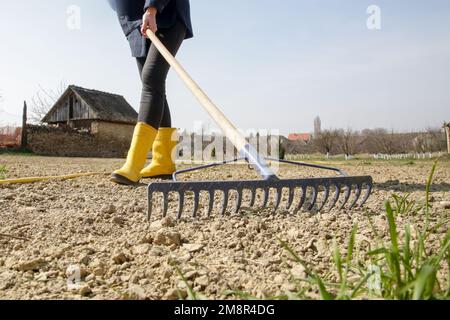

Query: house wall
[[26, 121, 135, 158], [91, 121, 135, 144], [68, 119, 96, 130]]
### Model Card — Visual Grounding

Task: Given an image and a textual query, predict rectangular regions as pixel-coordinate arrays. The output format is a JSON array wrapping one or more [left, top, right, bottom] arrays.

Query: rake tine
[[207, 191, 215, 217], [261, 187, 270, 208], [274, 188, 283, 211], [360, 183, 373, 207], [177, 192, 185, 220], [286, 187, 295, 210], [340, 185, 352, 210], [349, 184, 362, 210], [192, 191, 200, 218], [249, 188, 257, 207], [148, 191, 153, 220], [259, 188, 266, 208], [295, 186, 307, 212], [162, 192, 169, 218], [318, 185, 330, 212], [234, 188, 243, 214], [329, 184, 341, 210], [307, 186, 318, 211], [220, 190, 229, 216], [148, 174, 372, 219], [259, 188, 267, 208]]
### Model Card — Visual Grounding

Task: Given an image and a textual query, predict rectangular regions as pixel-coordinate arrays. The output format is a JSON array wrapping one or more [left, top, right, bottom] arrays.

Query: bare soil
[[0, 155, 449, 300]]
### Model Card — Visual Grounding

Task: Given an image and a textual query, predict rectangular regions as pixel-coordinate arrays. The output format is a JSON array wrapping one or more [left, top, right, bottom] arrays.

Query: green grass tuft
[[173, 160, 449, 301], [389, 194, 422, 216], [0, 149, 35, 156], [276, 160, 449, 300], [0, 164, 7, 179], [174, 266, 200, 300]]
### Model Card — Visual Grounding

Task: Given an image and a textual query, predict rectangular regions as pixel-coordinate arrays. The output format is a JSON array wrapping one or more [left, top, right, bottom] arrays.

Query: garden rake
[[145, 29, 373, 220]]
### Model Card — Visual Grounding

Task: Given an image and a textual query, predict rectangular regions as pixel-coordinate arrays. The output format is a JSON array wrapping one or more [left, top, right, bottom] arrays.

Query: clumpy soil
[[0, 155, 449, 300]]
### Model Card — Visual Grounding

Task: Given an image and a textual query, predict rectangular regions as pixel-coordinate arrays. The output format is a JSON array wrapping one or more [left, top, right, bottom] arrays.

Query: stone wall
[[26, 122, 134, 158], [91, 121, 134, 145]]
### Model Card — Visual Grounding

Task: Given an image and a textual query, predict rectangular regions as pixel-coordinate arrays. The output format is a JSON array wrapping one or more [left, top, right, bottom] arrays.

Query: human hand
[[141, 7, 158, 37]]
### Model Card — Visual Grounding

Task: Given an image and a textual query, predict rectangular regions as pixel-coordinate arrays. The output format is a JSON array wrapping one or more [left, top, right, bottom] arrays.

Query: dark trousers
[[136, 20, 186, 129]]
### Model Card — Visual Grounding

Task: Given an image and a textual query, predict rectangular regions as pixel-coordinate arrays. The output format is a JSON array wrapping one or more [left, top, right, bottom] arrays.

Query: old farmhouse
[[26, 86, 138, 158], [42, 85, 137, 132]]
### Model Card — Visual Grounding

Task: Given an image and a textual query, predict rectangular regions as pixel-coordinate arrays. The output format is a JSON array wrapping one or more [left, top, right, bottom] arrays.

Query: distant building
[[42, 85, 138, 130], [288, 133, 313, 143], [27, 85, 138, 158], [314, 116, 322, 138]]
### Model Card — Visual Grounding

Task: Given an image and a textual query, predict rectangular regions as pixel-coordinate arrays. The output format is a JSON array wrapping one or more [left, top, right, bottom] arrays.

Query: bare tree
[[414, 127, 447, 153], [370, 128, 400, 154], [414, 133, 432, 153], [287, 126, 445, 156], [338, 128, 360, 157], [426, 127, 447, 152], [314, 129, 339, 158], [396, 133, 413, 153], [29, 82, 67, 124]]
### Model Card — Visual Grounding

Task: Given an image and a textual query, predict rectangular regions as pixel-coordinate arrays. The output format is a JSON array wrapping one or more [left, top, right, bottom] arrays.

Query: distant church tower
[[314, 116, 322, 138]]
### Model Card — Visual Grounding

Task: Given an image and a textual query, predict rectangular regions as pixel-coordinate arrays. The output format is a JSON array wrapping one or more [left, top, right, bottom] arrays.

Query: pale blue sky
[[0, 0, 449, 134]]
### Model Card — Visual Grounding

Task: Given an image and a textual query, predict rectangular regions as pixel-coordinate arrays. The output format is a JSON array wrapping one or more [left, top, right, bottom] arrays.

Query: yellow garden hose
[[0, 172, 106, 185]]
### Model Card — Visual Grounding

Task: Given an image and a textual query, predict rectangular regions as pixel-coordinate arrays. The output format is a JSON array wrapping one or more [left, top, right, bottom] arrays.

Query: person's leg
[[139, 22, 185, 179], [141, 126, 178, 179], [138, 57, 172, 128], [136, 57, 146, 77], [160, 97, 172, 128], [140, 95, 175, 180], [111, 122, 158, 185], [111, 22, 186, 185], [138, 20, 186, 129]]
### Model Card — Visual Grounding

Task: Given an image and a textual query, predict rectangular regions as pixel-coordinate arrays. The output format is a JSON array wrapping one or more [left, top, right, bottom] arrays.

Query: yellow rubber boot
[[111, 122, 157, 185], [140, 128, 177, 179]]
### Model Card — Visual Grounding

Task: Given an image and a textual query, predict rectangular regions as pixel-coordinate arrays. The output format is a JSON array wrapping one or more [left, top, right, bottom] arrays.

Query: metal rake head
[[147, 175, 373, 220]]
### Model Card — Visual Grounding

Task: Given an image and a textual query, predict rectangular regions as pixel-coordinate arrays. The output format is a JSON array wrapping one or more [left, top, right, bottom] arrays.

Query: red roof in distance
[[288, 133, 312, 142]]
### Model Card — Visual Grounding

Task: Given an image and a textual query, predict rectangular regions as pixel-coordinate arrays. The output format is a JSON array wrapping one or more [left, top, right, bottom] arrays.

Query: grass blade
[[403, 224, 413, 283], [385, 201, 403, 297], [333, 239, 343, 285], [413, 265, 435, 300], [278, 238, 314, 277], [340, 225, 357, 297], [315, 276, 335, 300], [174, 266, 197, 300]]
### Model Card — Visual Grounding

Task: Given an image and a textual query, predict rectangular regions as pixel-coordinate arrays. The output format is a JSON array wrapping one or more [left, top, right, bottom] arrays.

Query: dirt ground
[[0, 155, 449, 300]]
